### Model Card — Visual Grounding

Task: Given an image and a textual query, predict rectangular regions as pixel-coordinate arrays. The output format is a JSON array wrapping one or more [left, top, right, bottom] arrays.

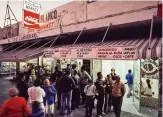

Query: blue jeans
[[60, 91, 72, 114]]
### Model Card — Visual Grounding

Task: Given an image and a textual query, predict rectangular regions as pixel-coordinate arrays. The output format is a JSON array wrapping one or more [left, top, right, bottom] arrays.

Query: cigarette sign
[[23, 0, 41, 29]]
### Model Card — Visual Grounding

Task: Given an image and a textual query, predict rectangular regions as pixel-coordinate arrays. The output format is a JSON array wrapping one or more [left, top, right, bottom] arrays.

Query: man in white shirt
[[84, 80, 96, 117], [28, 79, 45, 108]]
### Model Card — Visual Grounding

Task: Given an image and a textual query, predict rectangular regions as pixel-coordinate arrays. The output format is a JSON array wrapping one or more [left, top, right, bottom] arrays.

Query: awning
[[0, 48, 44, 62], [53, 38, 161, 59]]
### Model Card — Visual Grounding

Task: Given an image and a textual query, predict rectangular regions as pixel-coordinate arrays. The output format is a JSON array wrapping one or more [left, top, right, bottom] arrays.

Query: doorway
[[101, 60, 142, 115]]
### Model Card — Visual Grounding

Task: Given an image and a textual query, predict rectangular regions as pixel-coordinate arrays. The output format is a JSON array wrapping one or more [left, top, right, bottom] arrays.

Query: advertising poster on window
[[141, 59, 159, 98], [23, 0, 41, 29]]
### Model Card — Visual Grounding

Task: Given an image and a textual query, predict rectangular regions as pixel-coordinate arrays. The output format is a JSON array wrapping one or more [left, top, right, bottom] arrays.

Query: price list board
[[96, 46, 137, 60], [122, 47, 137, 60], [53, 48, 71, 58], [44, 49, 55, 58], [96, 47, 123, 59], [71, 48, 96, 59]]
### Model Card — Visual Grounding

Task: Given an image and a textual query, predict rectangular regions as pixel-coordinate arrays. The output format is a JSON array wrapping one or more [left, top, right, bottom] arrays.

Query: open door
[[133, 59, 141, 112]]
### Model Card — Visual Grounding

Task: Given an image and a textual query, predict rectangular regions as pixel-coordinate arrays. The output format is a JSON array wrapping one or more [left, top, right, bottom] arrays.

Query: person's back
[[0, 96, 30, 117], [126, 73, 133, 85], [59, 75, 75, 93], [17, 80, 29, 100]]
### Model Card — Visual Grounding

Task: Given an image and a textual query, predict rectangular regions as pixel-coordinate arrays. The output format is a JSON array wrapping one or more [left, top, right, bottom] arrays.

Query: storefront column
[[37, 57, 39, 67], [158, 58, 162, 117], [16, 62, 20, 76]]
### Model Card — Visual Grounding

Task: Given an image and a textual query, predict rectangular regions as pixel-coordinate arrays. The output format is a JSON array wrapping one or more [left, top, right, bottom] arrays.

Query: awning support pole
[[15, 39, 42, 56], [41, 34, 61, 57], [72, 27, 86, 46], [148, 15, 154, 49], [101, 23, 112, 43], [27, 34, 61, 57]]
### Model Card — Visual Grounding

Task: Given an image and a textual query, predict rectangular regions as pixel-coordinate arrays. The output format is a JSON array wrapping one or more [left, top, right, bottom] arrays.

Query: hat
[[8, 87, 19, 97]]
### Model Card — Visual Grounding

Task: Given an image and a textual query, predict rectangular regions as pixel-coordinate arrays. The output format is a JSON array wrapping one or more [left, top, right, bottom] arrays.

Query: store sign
[[96, 46, 137, 59], [24, 0, 41, 14], [44, 46, 137, 60], [8, 33, 38, 43], [44, 49, 54, 58], [71, 48, 96, 59], [23, 0, 41, 29], [52, 48, 71, 58], [23, 10, 40, 29]]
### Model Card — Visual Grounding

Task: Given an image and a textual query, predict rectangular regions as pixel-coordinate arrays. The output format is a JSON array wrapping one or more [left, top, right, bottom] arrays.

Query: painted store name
[[8, 33, 38, 43], [40, 10, 57, 23]]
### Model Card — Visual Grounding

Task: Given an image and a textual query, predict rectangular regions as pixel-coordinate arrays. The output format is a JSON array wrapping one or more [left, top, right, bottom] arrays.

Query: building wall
[[0, 1, 159, 44]]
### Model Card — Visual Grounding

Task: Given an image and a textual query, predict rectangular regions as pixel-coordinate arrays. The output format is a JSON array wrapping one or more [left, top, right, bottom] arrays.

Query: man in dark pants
[[112, 76, 126, 117], [84, 80, 96, 117], [50, 66, 62, 110], [59, 70, 75, 115], [95, 72, 105, 117]]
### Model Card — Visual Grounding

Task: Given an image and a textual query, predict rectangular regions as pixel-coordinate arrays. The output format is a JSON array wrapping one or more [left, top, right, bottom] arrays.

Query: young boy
[[84, 80, 96, 117]]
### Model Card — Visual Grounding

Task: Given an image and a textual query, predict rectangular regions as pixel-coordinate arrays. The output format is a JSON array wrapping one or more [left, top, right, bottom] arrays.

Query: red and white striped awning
[[55, 38, 162, 59], [0, 38, 161, 62]]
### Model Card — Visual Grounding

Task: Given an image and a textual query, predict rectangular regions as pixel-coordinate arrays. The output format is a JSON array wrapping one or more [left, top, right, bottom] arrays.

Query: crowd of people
[[0, 63, 130, 117]]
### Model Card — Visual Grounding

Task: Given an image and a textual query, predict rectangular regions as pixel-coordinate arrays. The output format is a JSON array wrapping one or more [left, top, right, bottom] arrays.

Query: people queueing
[[0, 88, 31, 117], [71, 70, 80, 110], [16, 75, 29, 101], [50, 66, 63, 110], [28, 79, 45, 110], [42, 78, 56, 117], [79, 66, 92, 105], [2, 63, 128, 117], [84, 80, 96, 117], [59, 70, 75, 115], [112, 76, 126, 117], [125, 69, 133, 98], [95, 72, 105, 117]]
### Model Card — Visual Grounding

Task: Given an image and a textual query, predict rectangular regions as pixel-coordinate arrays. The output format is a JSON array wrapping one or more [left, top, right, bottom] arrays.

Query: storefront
[[0, 1, 162, 116]]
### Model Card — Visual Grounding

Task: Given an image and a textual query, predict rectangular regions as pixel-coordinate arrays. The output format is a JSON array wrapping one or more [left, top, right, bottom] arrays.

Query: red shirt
[[0, 96, 31, 117]]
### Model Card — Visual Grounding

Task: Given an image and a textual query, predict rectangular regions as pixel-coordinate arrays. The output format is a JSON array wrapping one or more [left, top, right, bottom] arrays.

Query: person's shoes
[[102, 112, 106, 115], [130, 93, 133, 96], [97, 115, 102, 117], [60, 113, 65, 116], [67, 110, 72, 115]]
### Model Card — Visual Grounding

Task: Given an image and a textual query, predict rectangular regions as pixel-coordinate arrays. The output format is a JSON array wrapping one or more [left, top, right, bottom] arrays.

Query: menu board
[[44, 46, 138, 60], [71, 48, 96, 59], [53, 48, 71, 58], [44, 49, 54, 58], [96, 46, 137, 60]]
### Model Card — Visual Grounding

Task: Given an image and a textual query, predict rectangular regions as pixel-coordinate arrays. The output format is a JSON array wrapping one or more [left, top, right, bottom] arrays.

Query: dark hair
[[81, 66, 85, 71], [88, 80, 93, 84], [33, 79, 41, 87], [65, 70, 70, 75], [97, 72, 102, 77], [67, 64, 70, 67], [72, 64, 76, 69], [128, 69, 132, 73], [111, 68, 115, 71], [146, 79, 151, 89]]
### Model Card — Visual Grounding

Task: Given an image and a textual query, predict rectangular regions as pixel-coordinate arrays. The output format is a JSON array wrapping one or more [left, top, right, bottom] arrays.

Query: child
[[84, 80, 96, 117]]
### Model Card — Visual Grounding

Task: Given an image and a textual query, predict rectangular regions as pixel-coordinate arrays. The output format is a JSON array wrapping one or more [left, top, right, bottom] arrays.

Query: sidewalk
[[55, 107, 145, 117]]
